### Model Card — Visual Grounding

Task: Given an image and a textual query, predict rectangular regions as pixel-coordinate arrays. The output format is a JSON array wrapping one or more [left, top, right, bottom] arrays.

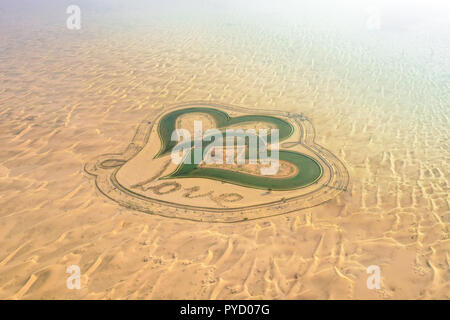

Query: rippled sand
[[0, 0, 448, 299]]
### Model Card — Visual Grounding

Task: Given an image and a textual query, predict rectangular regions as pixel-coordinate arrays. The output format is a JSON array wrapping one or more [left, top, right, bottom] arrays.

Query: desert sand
[[0, 0, 448, 299]]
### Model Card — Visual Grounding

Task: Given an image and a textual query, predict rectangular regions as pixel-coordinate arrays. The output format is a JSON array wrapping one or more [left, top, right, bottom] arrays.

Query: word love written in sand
[[85, 102, 349, 222]]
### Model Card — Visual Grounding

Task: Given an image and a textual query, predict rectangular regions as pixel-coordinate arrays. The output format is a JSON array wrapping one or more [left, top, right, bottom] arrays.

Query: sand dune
[[0, 1, 448, 299]]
